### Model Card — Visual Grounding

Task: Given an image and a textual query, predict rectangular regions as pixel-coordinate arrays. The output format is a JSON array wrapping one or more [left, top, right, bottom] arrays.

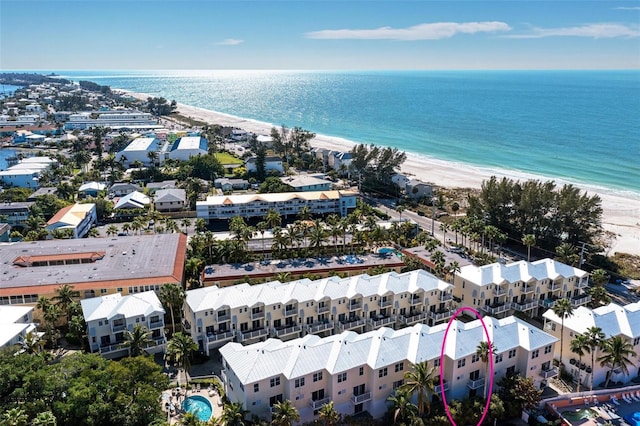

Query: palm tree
[[396, 205, 405, 222], [271, 400, 300, 426], [552, 298, 574, 371], [309, 222, 328, 257], [297, 206, 312, 221], [256, 221, 267, 251], [476, 341, 497, 399], [522, 234, 536, 262], [556, 243, 579, 266], [587, 285, 611, 308], [447, 261, 461, 284], [31, 411, 57, 426], [570, 333, 589, 392], [181, 218, 192, 235], [121, 222, 132, 235], [53, 284, 79, 322], [598, 335, 635, 388], [178, 412, 203, 426], [122, 324, 153, 357], [220, 402, 247, 426], [439, 222, 449, 247], [165, 332, 198, 386], [387, 388, 419, 425], [265, 208, 282, 229], [318, 401, 340, 426], [159, 283, 186, 335], [36, 296, 52, 315], [106, 224, 118, 236], [0, 407, 28, 426], [402, 360, 437, 416], [584, 326, 605, 392], [590, 269, 608, 286], [18, 330, 44, 355]]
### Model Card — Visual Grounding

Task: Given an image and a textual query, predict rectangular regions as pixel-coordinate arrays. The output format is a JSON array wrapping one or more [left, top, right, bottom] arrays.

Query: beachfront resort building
[[196, 190, 358, 222], [167, 136, 208, 161], [64, 111, 161, 131], [183, 269, 454, 355], [219, 315, 558, 423], [0, 233, 187, 306], [81, 291, 166, 358], [45, 203, 97, 238], [115, 137, 162, 168], [0, 305, 38, 349], [453, 258, 591, 319], [542, 302, 640, 390]]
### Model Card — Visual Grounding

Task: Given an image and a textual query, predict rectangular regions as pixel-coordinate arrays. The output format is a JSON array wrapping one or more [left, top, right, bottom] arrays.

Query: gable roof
[[80, 291, 165, 322], [155, 188, 186, 203]]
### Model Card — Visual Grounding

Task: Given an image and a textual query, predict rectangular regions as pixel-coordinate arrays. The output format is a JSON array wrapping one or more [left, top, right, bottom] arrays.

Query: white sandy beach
[[127, 92, 640, 256]]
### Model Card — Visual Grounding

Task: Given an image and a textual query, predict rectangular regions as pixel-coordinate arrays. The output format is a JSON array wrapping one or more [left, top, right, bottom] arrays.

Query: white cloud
[[505, 23, 640, 39], [613, 6, 640, 10], [305, 21, 511, 41], [216, 38, 244, 46]]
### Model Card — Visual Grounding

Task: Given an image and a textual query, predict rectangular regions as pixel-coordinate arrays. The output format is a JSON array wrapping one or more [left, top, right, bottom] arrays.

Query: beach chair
[[196, 383, 201, 392], [630, 392, 640, 402], [636, 390, 640, 400], [610, 396, 620, 406], [622, 393, 632, 403]]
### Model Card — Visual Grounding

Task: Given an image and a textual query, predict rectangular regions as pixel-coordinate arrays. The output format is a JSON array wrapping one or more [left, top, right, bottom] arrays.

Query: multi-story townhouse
[[195, 190, 358, 222], [183, 269, 455, 355], [80, 291, 167, 359], [0, 305, 38, 349], [219, 315, 558, 423], [453, 258, 591, 319], [542, 302, 640, 390]]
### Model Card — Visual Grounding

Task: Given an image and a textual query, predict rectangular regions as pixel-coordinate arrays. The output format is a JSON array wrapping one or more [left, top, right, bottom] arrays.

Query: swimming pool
[[624, 411, 640, 426], [378, 247, 395, 254], [562, 407, 599, 423], [182, 395, 212, 421]]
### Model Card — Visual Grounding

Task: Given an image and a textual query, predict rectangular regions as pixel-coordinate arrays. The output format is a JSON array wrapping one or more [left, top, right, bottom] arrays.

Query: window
[[531, 349, 539, 359], [270, 377, 280, 387], [359, 367, 364, 376], [254, 384, 259, 393], [395, 362, 404, 373], [295, 378, 305, 388], [313, 372, 323, 382], [634, 337, 640, 346], [378, 367, 388, 378], [434, 358, 440, 367], [457, 359, 466, 368], [544, 345, 552, 354], [337, 372, 347, 383], [269, 394, 283, 407], [508, 349, 516, 359], [495, 354, 503, 363], [393, 380, 404, 389], [506, 366, 516, 376], [472, 354, 480, 363]]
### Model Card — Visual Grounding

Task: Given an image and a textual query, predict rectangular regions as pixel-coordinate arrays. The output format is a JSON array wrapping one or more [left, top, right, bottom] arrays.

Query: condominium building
[[453, 258, 591, 319], [219, 315, 558, 423], [45, 203, 97, 238], [542, 302, 640, 390], [80, 291, 167, 359], [196, 190, 358, 222], [183, 269, 455, 355], [0, 305, 37, 349]]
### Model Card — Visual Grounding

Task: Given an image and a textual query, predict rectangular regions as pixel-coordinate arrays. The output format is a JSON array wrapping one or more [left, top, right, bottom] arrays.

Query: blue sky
[[1, 0, 639, 70]]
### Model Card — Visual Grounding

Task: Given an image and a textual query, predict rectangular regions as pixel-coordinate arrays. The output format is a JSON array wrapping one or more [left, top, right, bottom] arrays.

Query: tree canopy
[[349, 144, 406, 196]]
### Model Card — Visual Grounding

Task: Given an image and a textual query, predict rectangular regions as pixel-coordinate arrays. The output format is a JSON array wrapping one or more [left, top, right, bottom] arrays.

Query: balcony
[[428, 309, 455, 322], [148, 319, 164, 329], [238, 328, 269, 342], [467, 378, 485, 390], [379, 298, 393, 308], [434, 380, 449, 394], [493, 287, 506, 296], [549, 282, 561, 291], [576, 279, 588, 289], [111, 323, 127, 333], [368, 315, 396, 329], [409, 296, 422, 306], [351, 392, 371, 404], [182, 319, 191, 331], [349, 302, 362, 312], [206, 331, 235, 344], [316, 304, 330, 314], [283, 307, 298, 317], [539, 367, 559, 379], [217, 313, 231, 322], [522, 285, 535, 294], [399, 311, 428, 325], [440, 292, 453, 302], [511, 300, 538, 311], [250, 310, 264, 320], [571, 294, 592, 307], [143, 337, 166, 349], [99, 342, 126, 354], [337, 318, 366, 332], [273, 325, 302, 338], [539, 299, 558, 309], [307, 321, 334, 335], [310, 397, 331, 410], [481, 303, 512, 316]]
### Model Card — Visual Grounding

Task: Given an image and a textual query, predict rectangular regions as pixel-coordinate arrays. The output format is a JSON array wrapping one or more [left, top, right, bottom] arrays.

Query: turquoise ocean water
[[55, 70, 640, 195]]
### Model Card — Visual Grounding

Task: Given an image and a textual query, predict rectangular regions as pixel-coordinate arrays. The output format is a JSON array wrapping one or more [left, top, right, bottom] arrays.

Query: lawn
[[215, 152, 244, 165]]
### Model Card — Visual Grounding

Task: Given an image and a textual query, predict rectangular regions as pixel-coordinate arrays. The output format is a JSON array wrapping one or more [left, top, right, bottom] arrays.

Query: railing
[[540, 367, 559, 379], [409, 297, 422, 305], [379, 298, 393, 308], [435, 381, 449, 394], [307, 321, 334, 334], [349, 302, 362, 311], [283, 307, 298, 317], [440, 293, 453, 302], [368, 316, 396, 328], [493, 287, 506, 296], [576, 280, 588, 289], [337, 318, 366, 332], [467, 378, 485, 389], [239, 328, 268, 341], [273, 325, 302, 337], [481, 303, 512, 316], [351, 392, 371, 404], [512, 300, 538, 311], [428, 309, 455, 322], [148, 319, 164, 329], [207, 331, 235, 343], [571, 295, 592, 307], [310, 397, 331, 409], [111, 323, 127, 333], [217, 313, 231, 322], [522, 285, 534, 293], [143, 337, 166, 349], [400, 312, 428, 325], [182, 320, 191, 331], [539, 299, 557, 309], [549, 283, 561, 291], [99, 342, 126, 354], [316, 304, 330, 314], [250, 310, 264, 320]]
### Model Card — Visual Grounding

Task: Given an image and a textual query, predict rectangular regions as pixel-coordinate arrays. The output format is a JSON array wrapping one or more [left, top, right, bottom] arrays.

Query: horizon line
[[2, 68, 639, 72]]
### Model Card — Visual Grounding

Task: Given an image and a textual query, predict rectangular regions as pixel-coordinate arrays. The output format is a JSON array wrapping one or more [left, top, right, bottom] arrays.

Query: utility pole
[[579, 241, 587, 267], [431, 202, 436, 236]]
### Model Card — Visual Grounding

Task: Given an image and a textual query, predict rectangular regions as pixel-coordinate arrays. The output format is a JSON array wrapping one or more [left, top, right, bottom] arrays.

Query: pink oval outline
[[438, 307, 495, 426]]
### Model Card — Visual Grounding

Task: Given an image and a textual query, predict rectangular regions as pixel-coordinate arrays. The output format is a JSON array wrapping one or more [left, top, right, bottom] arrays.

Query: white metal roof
[[80, 290, 165, 322], [542, 301, 640, 339], [457, 258, 587, 287], [123, 137, 157, 152]]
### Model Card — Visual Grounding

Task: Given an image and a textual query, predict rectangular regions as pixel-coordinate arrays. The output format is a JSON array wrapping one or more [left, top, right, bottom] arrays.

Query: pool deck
[[546, 387, 640, 426], [162, 385, 224, 424]]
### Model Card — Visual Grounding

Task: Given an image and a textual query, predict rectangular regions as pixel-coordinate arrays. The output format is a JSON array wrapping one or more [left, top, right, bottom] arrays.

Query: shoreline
[[123, 90, 640, 256]]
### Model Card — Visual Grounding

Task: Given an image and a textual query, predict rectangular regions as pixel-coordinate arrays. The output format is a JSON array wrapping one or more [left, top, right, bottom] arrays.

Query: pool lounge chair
[[610, 396, 620, 405], [630, 392, 640, 402], [622, 393, 632, 403]]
